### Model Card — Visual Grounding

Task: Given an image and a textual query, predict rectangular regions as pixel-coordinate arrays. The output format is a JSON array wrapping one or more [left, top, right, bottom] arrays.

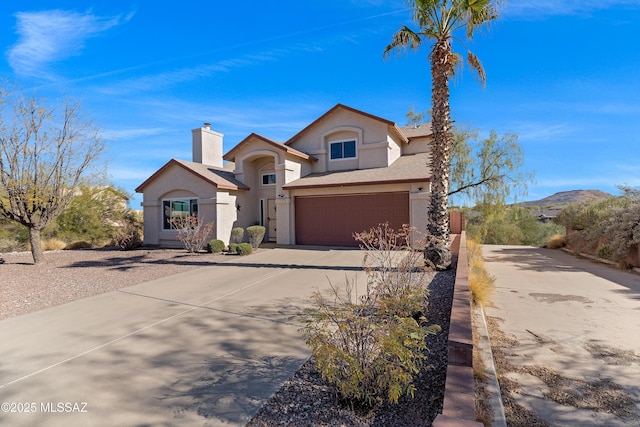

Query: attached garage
[[294, 192, 410, 246]]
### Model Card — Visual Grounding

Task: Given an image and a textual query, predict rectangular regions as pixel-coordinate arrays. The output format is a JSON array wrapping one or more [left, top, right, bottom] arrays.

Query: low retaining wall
[[433, 232, 482, 427]]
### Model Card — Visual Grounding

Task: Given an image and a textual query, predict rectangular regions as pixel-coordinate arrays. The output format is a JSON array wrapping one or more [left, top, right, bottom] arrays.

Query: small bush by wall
[[237, 242, 253, 255], [230, 227, 245, 244], [207, 239, 226, 253], [246, 225, 266, 249]]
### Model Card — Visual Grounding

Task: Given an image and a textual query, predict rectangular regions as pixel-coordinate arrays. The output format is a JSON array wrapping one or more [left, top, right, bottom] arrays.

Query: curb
[[473, 305, 507, 427]]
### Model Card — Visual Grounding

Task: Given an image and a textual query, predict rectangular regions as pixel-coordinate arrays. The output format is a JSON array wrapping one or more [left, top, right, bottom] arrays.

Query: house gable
[[135, 159, 248, 194], [284, 104, 412, 173], [223, 133, 317, 164]]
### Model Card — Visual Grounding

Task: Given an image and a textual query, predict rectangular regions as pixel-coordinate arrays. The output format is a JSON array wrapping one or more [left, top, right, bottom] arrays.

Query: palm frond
[[467, 50, 487, 87], [383, 26, 423, 57]]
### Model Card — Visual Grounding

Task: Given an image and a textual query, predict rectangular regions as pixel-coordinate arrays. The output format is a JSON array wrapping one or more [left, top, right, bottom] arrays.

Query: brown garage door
[[295, 192, 410, 247]]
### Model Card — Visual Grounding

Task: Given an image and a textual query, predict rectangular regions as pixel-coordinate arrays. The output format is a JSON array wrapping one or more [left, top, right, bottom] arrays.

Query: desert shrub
[[302, 278, 434, 406], [113, 210, 143, 250], [170, 215, 214, 253], [555, 188, 640, 263], [302, 223, 440, 407], [228, 243, 239, 254], [207, 239, 225, 253], [0, 237, 25, 253], [230, 227, 245, 244], [597, 245, 613, 260], [354, 223, 429, 317], [246, 225, 266, 249], [42, 238, 67, 251], [467, 239, 495, 306], [543, 234, 566, 249], [65, 241, 92, 250], [237, 242, 253, 255], [467, 204, 564, 246]]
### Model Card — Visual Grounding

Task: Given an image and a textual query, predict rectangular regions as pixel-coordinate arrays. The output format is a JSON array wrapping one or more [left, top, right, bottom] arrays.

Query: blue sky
[[2, 1, 639, 207]]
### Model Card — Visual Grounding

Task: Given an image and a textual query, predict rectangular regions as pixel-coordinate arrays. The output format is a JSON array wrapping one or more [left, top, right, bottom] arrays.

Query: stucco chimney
[[192, 123, 223, 167]]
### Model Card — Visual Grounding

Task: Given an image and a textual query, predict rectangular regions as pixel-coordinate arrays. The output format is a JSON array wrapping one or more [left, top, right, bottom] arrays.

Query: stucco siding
[[290, 109, 393, 172]]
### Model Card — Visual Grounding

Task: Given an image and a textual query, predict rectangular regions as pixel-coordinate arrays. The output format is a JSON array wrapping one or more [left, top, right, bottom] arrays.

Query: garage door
[[295, 192, 410, 247]]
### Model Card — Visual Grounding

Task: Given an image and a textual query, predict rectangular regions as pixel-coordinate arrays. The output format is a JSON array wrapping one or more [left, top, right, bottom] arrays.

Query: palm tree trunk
[[29, 226, 45, 264], [425, 38, 453, 270]]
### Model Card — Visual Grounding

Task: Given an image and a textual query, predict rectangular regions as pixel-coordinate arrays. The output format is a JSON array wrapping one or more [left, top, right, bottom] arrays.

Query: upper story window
[[163, 198, 198, 230], [261, 173, 276, 186], [330, 140, 356, 160]]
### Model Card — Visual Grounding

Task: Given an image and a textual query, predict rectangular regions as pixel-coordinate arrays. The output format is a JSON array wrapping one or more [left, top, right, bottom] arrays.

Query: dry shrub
[[42, 238, 67, 251], [544, 234, 565, 249], [170, 215, 214, 253], [467, 239, 495, 306], [0, 238, 25, 253], [301, 223, 440, 407], [65, 241, 92, 250]]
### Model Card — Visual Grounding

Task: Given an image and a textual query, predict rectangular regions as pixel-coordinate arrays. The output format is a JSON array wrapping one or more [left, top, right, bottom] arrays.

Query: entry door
[[267, 199, 277, 241]]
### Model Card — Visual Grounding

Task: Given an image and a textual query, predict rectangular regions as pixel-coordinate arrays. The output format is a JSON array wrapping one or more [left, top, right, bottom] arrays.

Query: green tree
[[51, 185, 129, 243], [0, 84, 104, 264], [405, 109, 534, 208], [450, 127, 533, 206], [384, 0, 500, 269]]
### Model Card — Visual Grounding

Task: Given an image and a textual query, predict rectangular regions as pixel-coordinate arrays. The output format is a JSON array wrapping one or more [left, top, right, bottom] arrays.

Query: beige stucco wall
[[289, 109, 396, 173], [402, 136, 431, 156], [139, 163, 245, 247]]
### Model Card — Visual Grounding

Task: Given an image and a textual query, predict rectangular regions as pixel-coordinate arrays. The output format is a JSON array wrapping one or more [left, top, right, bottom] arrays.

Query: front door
[[267, 199, 277, 242]]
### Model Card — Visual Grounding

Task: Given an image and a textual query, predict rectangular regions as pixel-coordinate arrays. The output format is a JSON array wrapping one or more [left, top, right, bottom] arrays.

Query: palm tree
[[384, 0, 499, 269]]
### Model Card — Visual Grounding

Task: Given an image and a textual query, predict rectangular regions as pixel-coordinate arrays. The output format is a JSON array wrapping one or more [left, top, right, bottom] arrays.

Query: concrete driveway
[[0, 247, 367, 426], [483, 245, 640, 426]]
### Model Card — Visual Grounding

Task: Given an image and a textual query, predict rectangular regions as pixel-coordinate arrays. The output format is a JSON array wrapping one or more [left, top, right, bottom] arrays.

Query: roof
[[135, 159, 250, 193], [399, 124, 433, 140], [223, 133, 318, 162], [285, 104, 409, 146], [283, 152, 431, 190]]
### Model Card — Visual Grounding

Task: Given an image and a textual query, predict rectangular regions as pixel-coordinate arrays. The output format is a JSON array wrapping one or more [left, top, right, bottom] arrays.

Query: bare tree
[[0, 85, 105, 264]]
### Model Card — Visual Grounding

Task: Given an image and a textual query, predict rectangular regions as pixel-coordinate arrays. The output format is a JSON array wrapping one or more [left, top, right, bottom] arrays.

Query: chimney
[[192, 123, 223, 167]]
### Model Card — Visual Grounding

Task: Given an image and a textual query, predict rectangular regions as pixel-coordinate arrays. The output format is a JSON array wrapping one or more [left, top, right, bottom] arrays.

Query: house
[[135, 104, 433, 248]]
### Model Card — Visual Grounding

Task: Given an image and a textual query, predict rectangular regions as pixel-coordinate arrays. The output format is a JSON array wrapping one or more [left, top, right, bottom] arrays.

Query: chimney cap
[[203, 122, 211, 130]]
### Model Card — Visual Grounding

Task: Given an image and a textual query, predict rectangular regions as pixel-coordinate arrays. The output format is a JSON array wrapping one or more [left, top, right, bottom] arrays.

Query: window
[[261, 173, 276, 186], [163, 199, 198, 229], [330, 140, 356, 160]]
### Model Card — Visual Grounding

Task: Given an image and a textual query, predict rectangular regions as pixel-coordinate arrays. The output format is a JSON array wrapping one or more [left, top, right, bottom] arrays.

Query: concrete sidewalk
[[483, 245, 640, 426], [0, 247, 367, 426]]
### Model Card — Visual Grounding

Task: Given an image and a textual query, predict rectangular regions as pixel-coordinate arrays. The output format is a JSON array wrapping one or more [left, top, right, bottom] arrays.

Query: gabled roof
[[283, 152, 431, 190], [223, 132, 318, 162], [285, 103, 410, 146], [135, 159, 249, 193]]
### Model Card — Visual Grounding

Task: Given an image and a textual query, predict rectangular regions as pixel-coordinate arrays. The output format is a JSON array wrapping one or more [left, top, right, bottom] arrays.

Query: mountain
[[520, 190, 614, 208]]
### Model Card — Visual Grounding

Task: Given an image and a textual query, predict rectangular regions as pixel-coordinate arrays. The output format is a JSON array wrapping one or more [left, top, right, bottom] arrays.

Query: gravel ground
[[0, 247, 219, 320], [0, 246, 456, 425]]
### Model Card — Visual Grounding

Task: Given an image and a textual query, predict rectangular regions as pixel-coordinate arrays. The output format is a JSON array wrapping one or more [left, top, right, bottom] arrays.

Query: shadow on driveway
[[485, 246, 640, 301]]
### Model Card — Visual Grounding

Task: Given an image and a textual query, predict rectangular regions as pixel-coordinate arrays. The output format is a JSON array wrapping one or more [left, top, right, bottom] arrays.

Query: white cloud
[[507, 122, 571, 142], [8, 9, 132, 79], [103, 127, 168, 141]]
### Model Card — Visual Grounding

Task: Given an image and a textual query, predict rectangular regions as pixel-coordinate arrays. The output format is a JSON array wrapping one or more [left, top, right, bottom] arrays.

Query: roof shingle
[[283, 153, 431, 190]]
